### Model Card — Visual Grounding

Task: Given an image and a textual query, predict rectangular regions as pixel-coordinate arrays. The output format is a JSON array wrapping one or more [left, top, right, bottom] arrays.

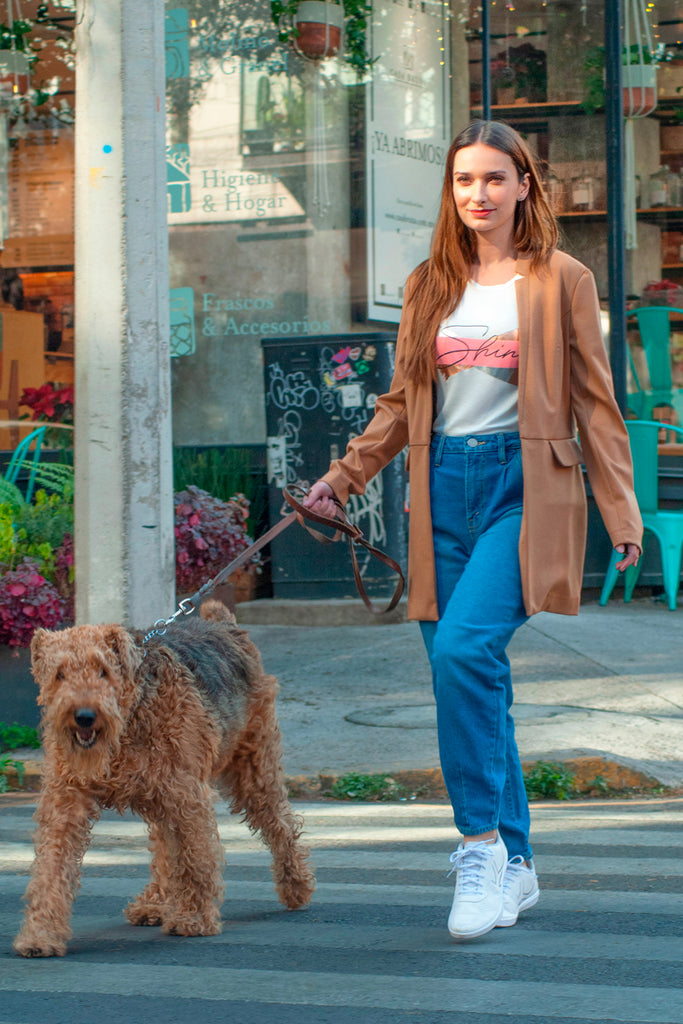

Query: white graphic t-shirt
[[433, 276, 522, 436]]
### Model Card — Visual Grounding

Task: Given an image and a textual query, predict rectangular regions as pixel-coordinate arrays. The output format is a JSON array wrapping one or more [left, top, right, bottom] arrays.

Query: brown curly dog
[[13, 601, 315, 957]]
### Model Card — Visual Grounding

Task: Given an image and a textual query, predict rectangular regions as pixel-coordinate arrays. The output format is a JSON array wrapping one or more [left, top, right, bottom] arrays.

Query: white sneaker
[[497, 856, 540, 927], [447, 835, 507, 939]]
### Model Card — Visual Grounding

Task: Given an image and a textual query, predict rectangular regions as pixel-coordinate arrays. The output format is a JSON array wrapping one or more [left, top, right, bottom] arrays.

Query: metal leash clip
[[142, 598, 196, 646]]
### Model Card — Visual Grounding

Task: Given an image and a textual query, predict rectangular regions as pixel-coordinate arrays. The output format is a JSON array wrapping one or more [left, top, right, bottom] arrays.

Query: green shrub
[[329, 772, 407, 801], [0, 722, 40, 752], [523, 760, 576, 801], [173, 446, 267, 534]]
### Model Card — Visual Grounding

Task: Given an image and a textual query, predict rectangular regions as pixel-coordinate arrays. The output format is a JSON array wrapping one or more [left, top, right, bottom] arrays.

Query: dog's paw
[[13, 930, 67, 958], [124, 898, 166, 927], [275, 863, 316, 909], [162, 912, 222, 937]]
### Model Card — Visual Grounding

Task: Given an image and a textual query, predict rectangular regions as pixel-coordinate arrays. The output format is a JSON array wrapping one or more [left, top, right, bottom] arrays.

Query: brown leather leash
[[143, 485, 405, 643]]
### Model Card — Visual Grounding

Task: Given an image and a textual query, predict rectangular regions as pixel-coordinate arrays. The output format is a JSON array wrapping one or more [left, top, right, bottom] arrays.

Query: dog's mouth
[[73, 727, 98, 749]]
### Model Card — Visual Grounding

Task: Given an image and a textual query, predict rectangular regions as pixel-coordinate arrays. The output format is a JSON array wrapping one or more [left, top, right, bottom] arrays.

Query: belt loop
[[498, 433, 506, 465], [434, 433, 446, 467]]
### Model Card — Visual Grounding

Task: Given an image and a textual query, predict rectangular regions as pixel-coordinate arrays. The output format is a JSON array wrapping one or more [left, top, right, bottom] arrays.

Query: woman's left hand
[[615, 543, 641, 571]]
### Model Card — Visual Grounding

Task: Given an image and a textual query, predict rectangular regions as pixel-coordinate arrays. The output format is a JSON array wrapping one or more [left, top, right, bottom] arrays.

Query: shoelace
[[502, 855, 527, 894], [447, 843, 493, 896]]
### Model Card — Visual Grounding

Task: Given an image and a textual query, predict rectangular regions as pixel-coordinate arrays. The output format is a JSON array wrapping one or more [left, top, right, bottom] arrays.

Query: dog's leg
[[124, 822, 170, 927], [218, 681, 315, 910], [155, 783, 225, 937], [14, 779, 99, 957]]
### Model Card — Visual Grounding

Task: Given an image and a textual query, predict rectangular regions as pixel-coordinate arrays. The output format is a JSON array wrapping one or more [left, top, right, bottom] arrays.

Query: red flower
[[20, 382, 74, 424]]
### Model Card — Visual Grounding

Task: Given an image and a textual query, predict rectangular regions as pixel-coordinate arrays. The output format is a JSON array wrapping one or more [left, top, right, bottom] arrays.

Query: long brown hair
[[403, 120, 559, 383]]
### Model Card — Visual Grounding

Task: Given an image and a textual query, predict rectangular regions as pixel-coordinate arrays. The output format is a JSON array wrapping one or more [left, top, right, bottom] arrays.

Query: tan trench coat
[[322, 250, 643, 620]]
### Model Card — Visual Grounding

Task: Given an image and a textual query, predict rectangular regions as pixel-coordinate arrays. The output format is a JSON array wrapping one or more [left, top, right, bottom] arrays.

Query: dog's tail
[[199, 599, 237, 626]]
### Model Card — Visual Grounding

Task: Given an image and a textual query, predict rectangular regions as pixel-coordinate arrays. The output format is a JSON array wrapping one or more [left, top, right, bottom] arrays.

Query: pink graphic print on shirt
[[435, 325, 519, 386]]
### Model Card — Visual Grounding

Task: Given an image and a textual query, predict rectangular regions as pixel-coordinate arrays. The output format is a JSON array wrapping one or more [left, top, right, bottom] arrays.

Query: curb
[[3, 754, 666, 799], [287, 756, 665, 801], [234, 598, 408, 628]]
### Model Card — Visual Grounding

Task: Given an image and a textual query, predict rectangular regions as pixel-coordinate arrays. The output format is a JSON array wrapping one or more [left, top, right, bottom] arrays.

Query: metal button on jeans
[[466, 437, 479, 447]]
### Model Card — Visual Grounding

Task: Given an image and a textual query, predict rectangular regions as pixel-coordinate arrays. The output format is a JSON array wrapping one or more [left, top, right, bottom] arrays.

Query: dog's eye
[[100, 666, 108, 679], [56, 669, 64, 681]]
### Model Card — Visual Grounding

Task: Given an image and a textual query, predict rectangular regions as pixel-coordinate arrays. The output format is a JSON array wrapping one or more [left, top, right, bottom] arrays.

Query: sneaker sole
[[448, 902, 504, 940], [496, 887, 540, 928]]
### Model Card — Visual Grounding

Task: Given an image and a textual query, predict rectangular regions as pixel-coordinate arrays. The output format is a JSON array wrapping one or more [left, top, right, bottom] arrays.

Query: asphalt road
[[1, 795, 682, 1023]]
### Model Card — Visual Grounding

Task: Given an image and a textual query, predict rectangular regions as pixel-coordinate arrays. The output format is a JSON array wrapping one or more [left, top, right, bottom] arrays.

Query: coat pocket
[[549, 437, 584, 467]]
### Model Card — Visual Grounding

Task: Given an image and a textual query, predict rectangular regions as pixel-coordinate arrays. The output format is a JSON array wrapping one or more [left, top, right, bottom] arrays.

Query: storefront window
[[164, 3, 682, 533], [0, 1, 74, 451], [165, 0, 469, 449]]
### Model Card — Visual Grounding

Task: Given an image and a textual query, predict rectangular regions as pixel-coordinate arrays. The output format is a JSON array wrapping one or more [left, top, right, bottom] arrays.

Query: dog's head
[[31, 624, 143, 779]]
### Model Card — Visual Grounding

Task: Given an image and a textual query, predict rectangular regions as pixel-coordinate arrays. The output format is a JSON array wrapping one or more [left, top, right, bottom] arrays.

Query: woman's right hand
[[303, 480, 340, 518]]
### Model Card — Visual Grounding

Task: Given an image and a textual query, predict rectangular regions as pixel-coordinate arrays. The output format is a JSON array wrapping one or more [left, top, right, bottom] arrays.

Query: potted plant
[[0, 559, 65, 649], [174, 486, 262, 601], [20, 382, 74, 449], [271, 0, 375, 78], [491, 61, 516, 106], [0, 469, 74, 727], [622, 43, 658, 116], [582, 43, 664, 115]]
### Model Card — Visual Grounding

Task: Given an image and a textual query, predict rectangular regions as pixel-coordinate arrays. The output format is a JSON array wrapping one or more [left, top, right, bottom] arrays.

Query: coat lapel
[[514, 256, 532, 435]]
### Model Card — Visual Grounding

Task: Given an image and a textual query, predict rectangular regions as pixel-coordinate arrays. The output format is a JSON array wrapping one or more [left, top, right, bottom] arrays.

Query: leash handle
[[282, 486, 405, 615], [153, 484, 405, 636]]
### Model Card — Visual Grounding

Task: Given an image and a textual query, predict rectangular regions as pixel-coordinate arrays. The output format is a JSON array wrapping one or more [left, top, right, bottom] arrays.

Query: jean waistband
[[430, 431, 521, 464]]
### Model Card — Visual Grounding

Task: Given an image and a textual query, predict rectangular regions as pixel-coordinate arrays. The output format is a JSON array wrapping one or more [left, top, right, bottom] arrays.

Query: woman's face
[[452, 143, 530, 244]]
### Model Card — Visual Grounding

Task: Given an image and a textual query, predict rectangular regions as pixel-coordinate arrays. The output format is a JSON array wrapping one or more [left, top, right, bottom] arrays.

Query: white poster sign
[[366, 0, 451, 323]]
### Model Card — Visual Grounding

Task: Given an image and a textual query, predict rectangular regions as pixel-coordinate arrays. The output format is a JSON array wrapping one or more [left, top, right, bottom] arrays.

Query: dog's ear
[[102, 625, 142, 677], [30, 628, 54, 676], [31, 628, 55, 699]]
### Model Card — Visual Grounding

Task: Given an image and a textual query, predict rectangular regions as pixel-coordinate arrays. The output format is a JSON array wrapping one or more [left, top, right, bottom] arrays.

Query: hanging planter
[[623, 61, 657, 117], [293, 1, 343, 61], [0, 12, 33, 102], [271, 0, 375, 77]]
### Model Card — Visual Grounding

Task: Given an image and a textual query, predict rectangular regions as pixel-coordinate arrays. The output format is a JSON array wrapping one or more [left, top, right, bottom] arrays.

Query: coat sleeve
[[568, 269, 643, 549], [320, 281, 415, 505]]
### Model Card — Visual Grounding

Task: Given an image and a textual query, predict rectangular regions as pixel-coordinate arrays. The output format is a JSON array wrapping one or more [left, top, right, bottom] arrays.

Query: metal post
[[605, 0, 627, 413], [481, 1, 491, 121], [74, 0, 174, 627]]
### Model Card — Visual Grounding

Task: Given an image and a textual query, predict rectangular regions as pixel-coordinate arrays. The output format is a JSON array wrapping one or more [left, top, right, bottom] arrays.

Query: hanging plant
[[0, 19, 34, 99], [271, 0, 376, 78]]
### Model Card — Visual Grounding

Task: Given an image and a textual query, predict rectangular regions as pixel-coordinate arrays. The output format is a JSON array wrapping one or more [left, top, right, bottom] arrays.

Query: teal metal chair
[[599, 419, 683, 611], [4, 425, 47, 503], [626, 306, 683, 424]]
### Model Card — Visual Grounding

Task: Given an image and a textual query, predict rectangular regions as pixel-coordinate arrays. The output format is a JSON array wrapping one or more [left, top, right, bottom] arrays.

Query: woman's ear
[[518, 173, 530, 201]]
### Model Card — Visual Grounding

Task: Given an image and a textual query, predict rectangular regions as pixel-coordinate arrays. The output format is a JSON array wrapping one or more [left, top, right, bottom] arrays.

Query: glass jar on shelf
[[667, 165, 681, 208], [648, 167, 669, 208], [545, 169, 565, 213], [570, 173, 595, 212]]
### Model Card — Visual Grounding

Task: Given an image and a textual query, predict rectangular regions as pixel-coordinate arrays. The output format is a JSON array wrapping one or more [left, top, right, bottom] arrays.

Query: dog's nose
[[74, 708, 97, 728]]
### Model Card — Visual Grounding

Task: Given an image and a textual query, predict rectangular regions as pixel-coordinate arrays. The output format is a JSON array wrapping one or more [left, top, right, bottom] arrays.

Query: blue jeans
[[420, 432, 532, 861]]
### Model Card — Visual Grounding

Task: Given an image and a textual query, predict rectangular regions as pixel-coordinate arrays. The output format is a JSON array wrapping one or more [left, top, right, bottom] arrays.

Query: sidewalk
[[234, 594, 683, 797], [6, 595, 683, 798]]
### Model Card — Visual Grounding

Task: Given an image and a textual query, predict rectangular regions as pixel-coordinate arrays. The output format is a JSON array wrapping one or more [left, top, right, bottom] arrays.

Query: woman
[[304, 120, 642, 940]]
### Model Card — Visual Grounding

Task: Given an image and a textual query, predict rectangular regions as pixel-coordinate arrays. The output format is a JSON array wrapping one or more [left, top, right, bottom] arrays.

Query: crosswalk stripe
[[3, 840, 683, 876], [2, 876, 683, 916], [1, 962, 682, 1022], [0, 915, 679, 960]]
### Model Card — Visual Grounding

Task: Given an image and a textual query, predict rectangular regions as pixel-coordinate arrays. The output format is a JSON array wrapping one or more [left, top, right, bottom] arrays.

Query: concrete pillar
[[74, 0, 174, 628]]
